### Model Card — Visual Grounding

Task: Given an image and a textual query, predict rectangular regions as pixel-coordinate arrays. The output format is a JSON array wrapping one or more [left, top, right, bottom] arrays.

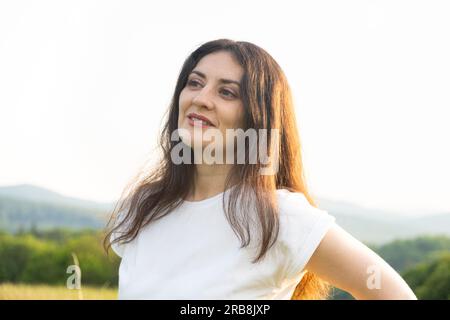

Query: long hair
[[103, 39, 331, 300]]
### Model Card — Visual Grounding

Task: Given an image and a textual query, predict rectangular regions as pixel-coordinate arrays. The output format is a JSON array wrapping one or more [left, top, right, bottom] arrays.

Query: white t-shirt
[[110, 188, 336, 299]]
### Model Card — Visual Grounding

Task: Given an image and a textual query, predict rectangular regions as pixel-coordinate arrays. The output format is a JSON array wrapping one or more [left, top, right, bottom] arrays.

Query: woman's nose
[[192, 86, 214, 109]]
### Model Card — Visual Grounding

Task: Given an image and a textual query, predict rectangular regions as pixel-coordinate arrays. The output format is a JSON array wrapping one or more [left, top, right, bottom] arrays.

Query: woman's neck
[[186, 163, 235, 201]]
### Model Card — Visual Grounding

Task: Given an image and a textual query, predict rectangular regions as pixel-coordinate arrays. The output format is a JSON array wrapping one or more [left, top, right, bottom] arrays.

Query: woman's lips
[[187, 116, 215, 128]]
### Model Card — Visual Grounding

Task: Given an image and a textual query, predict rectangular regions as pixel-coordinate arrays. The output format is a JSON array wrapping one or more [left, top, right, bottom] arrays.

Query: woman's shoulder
[[275, 188, 335, 227], [273, 188, 336, 279], [109, 203, 134, 258], [275, 188, 315, 213]]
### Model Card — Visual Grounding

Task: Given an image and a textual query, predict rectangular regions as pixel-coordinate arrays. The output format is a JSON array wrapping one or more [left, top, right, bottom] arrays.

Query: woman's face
[[178, 51, 245, 150]]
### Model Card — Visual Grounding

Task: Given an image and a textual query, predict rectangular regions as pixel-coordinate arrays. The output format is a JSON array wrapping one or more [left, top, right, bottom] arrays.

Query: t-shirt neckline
[[181, 185, 236, 207]]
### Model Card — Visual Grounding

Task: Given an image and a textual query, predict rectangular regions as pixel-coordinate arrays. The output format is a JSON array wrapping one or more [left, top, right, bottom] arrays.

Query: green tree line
[[0, 228, 120, 288], [0, 229, 449, 299]]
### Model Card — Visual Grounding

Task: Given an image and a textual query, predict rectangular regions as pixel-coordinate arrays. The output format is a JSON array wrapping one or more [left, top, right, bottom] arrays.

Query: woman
[[104, 39, 417, 300]]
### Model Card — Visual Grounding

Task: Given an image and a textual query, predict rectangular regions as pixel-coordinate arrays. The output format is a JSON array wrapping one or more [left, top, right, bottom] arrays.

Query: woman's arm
[[304, 224, 417, 300]]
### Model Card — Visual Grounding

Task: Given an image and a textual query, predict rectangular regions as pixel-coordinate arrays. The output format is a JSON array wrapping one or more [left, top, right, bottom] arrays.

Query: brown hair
[[104, 39, 331, 299]]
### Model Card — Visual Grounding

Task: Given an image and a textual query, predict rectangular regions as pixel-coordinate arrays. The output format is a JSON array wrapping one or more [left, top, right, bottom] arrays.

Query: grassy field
[[0, 283, 118, 300]]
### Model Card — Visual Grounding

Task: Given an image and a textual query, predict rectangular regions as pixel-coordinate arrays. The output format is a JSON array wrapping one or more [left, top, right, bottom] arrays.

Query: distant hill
[[316, 197, 450, 244], [0, 195, 111, 232], [0, 184, 114, 232], [0, 184, 449, 244], [0, 184, 113, 211]]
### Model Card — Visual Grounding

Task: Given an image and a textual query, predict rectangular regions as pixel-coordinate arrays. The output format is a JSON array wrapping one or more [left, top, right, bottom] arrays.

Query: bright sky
[[0, 0, 449, 215]]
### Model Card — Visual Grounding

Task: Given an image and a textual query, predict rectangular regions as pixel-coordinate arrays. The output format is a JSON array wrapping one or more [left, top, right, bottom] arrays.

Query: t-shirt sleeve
[[276, 189, 336, 280], [109, 208, 129, 258]]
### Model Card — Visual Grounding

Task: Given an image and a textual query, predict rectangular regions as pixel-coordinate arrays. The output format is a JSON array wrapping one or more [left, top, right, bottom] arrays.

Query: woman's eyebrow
[[190, 70, 241, 87]]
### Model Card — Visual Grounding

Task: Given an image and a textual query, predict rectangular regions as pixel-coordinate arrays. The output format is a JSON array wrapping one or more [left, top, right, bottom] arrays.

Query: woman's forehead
[[194, 51, 243, 81]]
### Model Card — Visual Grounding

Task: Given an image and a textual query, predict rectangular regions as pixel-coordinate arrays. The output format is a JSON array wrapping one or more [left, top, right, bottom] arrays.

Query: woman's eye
[[187, 79, 201, 87], [221, 89, 236, 98], [187, 80, 236, 98]]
